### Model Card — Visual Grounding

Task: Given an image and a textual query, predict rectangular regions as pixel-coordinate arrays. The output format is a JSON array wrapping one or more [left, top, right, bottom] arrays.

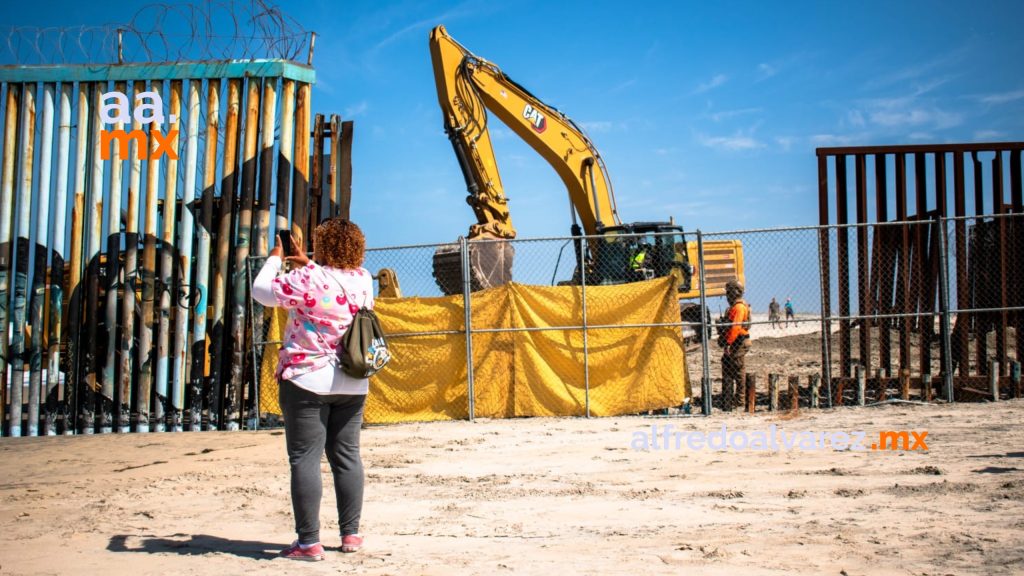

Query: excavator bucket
[[432, 239, 514, 295]]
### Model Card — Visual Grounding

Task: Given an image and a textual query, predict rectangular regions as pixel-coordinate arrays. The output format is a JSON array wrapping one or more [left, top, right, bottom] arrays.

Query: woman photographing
[[251, 218, 372, 561]]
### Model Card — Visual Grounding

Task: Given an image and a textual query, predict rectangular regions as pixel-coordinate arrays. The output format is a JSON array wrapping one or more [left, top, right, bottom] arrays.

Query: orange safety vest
[[725, 299, 751, 345]]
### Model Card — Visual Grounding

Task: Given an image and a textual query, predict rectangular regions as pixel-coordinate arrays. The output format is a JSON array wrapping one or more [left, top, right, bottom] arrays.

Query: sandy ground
[[683, 314, 830, 408], [1, 397, 1022, 575]]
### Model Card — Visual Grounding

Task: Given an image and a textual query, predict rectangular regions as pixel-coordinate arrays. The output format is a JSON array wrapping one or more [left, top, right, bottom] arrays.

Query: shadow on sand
[[108, 533, 280, 561]]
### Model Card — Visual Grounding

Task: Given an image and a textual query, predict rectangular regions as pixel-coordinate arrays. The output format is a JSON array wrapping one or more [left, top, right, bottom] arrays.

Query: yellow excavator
[[415, 25, 743, 333]]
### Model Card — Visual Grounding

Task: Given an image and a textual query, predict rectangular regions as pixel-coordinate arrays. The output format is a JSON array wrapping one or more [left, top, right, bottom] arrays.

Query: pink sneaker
[[279, 541, 326, 561], [341, 534, 363, 553]]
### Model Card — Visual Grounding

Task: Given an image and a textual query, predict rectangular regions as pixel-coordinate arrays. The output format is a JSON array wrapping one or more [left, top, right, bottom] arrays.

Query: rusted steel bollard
[[745, 374, 756, 413], [809, 374, 820, 409], [788, 375, 800, 411], [769, 373, 779, 412], [736, 373, 746, 412], [990, 360, 1000, 401], [901, 370, 911, 400], [855, 365, 865, 406], [1013, 361, 1022, 399], [923, 373, 933, 402]]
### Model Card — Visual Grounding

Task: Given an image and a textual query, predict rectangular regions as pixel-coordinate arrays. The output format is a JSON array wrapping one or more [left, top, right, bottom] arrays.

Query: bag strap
[[324, 267, 369, 310], [298, 267, 363, 364]]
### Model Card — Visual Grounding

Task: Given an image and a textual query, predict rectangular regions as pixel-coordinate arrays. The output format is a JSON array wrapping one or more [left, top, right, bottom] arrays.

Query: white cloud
[[709, 108, 762, 122], [774, 136, 796, 152], [677, 200, 712, 213], [699, 132, 762, 151], [612, 78, 638, 92], [845, 110, 866, 128], [979, 89, 1024, 105], [345, 100, 369, 118], [853, 94, 962, 131], [489, 127, 513, 141], [810, 134, 856, 146], [358, 2, 494, 71], [505, 154, 530, 168], [578, 120, 615, 133], [973, 129, 1004, 140], [693, 74, 727, 94], [868, 106, 961, 130], [370, 23, 421, 53], [315, 76, 337, 96], [863, 48, 967, 91], [368, 4, 483, 54], [756, 63, 777, 81], [910, 76, 954, 97]]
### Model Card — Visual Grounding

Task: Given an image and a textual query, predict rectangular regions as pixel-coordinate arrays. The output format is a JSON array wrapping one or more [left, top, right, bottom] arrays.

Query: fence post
[[855, 364, 865, 406], [745, 374, 756, 413], [697, 230, 712, 416], [817, 222, 834, 408], [246, 258, 260, 431], [768, 373, 779, 411], [1012, 361, 1021, 399], [990, 360, 1000, 402], [936, 216, 955, 403], [810, 374, 820, 409], [460, 236, 475, 421], [579, 235, 590, 418], [922, 373, 933, 403], [788, 375, 800, 411]]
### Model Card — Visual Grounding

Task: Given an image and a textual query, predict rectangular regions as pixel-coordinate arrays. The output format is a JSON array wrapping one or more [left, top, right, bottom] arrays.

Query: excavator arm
[[425, 25, 738, 306], [430, 24, 620, 239]]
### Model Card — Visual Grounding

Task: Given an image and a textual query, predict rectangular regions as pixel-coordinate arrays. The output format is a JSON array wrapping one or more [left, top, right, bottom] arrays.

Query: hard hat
[[725, 280, 744, 294]]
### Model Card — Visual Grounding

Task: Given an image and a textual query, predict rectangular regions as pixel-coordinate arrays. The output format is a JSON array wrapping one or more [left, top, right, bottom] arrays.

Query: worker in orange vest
[[719, 280, 751, 409]]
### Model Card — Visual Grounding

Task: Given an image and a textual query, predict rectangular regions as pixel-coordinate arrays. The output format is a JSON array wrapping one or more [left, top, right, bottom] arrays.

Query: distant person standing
[[785, 297, 797, 327], [718, 281, 751, 409], [768, 297, 781, 329]]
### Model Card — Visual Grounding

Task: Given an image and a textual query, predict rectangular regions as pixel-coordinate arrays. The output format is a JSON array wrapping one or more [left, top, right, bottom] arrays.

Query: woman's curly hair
[[314, 218, 365, 269]]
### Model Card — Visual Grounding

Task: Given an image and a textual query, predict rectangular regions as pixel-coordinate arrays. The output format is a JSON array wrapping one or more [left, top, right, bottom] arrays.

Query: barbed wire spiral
[[1, 0, 312, 66]]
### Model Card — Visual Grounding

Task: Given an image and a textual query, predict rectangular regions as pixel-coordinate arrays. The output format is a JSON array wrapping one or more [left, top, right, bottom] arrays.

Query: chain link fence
[[247, 214, 1023, 427]]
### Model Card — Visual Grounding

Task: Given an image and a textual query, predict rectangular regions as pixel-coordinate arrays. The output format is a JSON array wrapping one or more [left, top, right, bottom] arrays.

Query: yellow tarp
[[260, 277, 688, 423]]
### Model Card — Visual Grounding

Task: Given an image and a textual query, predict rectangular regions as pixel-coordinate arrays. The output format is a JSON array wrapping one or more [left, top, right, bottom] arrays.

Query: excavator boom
[[427, 25, 734, 304], [430, 25, 620, 238], [429, 24, 625, 294]]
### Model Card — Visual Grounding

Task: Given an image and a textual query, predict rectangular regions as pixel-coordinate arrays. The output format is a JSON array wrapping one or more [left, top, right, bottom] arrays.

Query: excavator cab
[[587, 223, 693, 292]]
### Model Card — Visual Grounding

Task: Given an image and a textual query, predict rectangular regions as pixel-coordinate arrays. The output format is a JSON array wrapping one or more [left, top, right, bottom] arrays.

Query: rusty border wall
[[0, 60, 354, 436], [817, 143, 1024, 402]]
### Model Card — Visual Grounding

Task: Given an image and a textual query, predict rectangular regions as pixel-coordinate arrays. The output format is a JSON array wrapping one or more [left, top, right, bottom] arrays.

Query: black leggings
[[278, 379, 365, 544]]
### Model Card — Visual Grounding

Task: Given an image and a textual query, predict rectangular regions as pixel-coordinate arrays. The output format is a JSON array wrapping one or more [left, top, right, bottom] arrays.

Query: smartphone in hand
[[278, 229, 296, 256]]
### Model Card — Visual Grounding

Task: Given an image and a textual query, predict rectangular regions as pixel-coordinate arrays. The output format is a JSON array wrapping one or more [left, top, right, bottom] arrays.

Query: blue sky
[[3, 0, 1023, 249]]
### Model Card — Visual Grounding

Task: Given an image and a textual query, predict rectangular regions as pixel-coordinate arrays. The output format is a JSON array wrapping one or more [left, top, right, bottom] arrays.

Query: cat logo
[[523, 104, 547, 133]]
